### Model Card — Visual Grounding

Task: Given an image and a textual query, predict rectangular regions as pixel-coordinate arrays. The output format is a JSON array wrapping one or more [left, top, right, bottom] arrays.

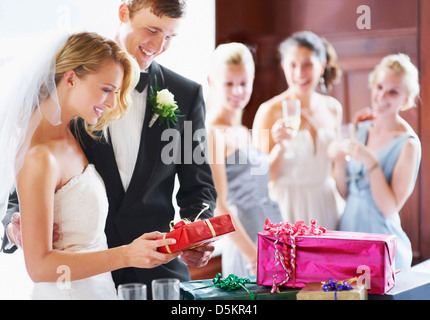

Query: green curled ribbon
[[196, 273, 257, 300]]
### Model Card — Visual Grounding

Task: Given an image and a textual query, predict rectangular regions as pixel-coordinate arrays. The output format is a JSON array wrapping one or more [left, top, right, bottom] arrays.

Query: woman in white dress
[[252, 31, 344, 230], [0, 31, 179, 299]]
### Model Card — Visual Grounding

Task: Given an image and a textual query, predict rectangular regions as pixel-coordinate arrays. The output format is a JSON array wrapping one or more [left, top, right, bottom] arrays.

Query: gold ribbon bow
[[163, 203, 216, 253]]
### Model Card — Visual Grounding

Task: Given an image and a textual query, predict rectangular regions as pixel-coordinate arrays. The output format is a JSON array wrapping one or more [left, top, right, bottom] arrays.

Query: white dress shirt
[[109, 84, 147, 192]]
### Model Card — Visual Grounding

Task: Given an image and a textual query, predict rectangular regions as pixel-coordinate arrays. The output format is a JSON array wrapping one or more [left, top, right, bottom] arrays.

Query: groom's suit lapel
[[87, 131, 124, 212], [119, 62, 165, 212]]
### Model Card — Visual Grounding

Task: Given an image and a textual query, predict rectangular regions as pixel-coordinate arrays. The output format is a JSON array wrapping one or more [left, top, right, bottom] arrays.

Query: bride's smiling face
[[117, 5, 181, 70], [67, 61, 124, 125]]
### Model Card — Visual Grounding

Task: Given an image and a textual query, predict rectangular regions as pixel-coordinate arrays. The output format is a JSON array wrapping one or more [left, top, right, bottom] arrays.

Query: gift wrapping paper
[[157, 214, 236, 253], [257, 229, 396, 295], [297, 282, 368, 300], [180, 276, 299, 300]]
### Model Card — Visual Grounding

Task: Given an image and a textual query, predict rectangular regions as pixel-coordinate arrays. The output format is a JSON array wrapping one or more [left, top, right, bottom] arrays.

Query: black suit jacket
[[1, 190, 19, 253], [74, 61, 217, 288]]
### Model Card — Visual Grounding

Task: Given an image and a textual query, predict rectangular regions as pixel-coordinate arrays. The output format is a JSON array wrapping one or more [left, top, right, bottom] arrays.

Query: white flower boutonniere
[[148, 77, 183, 128]]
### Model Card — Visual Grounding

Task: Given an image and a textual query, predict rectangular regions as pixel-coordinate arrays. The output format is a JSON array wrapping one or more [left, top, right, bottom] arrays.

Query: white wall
[[0, 0, 120, 64], [155, 0, 215, 93], [0, 0, 215, 87]]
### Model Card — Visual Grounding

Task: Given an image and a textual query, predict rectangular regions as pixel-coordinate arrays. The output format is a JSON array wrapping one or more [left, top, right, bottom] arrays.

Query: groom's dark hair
[[123, 0, 186, 19]]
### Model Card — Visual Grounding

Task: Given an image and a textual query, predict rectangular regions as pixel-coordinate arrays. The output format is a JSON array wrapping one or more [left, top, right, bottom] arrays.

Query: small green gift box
[[180, 274, 298, 300]]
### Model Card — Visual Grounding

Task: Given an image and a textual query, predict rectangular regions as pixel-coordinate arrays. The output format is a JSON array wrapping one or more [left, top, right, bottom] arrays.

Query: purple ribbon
[[322, 278, 353, 300]]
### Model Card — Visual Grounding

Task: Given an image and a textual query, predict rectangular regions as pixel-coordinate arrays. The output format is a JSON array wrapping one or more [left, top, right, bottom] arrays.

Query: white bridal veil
[[0, 30, 68, 221]]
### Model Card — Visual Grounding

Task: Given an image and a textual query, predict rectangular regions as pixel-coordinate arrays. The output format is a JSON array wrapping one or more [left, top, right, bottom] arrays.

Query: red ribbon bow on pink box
[[263, 219, 326, 293]]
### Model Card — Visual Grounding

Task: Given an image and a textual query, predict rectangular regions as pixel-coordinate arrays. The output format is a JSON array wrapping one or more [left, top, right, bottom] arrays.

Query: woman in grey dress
[[206, 43, 282, 277], [331, 54, 421, 271]]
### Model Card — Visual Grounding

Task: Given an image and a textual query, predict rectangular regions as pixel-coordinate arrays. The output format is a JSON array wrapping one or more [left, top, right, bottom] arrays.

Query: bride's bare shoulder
[[17, 144, 60, 188]]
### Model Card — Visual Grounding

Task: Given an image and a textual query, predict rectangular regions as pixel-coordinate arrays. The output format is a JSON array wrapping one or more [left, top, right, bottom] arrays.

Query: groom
[[2, 0, 217, 297]]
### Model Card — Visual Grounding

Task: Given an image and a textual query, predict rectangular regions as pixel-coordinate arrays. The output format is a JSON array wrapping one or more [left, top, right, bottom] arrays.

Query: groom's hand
[[6, 213, 22, 248], [180, 244, 215, 268]]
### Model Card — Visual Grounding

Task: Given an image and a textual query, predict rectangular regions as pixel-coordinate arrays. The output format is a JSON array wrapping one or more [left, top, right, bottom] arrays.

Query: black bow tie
[[135, 72, 149, 93]]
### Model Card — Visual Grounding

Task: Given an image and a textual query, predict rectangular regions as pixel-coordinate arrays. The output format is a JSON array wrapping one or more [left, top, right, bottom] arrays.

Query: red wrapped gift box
[[257, 220, 396, 295], [157, 214, 236, 253]]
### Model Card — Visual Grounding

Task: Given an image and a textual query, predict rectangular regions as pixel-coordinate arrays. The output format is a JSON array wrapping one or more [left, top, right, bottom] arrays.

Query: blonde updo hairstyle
[[208, 42, 255, 80], [369, 53, 420, 111], [206, 42, 255, 114], [54, 31, 139, 138]]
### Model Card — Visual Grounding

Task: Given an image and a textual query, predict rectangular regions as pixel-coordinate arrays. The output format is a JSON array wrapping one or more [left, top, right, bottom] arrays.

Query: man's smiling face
[[117, 4, 181, 70]]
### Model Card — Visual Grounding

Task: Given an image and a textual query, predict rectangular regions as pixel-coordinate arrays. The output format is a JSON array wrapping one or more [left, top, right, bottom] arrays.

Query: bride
[[0, 31, 179, 299]]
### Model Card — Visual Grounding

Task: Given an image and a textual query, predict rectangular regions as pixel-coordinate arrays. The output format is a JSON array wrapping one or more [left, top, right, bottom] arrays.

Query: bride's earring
[[319, 77, 327, 93]]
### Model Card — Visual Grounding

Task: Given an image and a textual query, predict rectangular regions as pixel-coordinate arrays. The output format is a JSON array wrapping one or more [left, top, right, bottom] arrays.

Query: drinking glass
[[118, 283, 147, 300], [151, 278, 180, 300], [282, 99, 301, 137], [339, 123, 356, 161], [340, 123, 356, 141]]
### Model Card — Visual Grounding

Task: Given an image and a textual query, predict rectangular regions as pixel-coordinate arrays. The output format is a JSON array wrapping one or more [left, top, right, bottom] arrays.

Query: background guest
[[332, 53, 421, 271], [252, 31, 343, 230], [206, 42, 282, 277]]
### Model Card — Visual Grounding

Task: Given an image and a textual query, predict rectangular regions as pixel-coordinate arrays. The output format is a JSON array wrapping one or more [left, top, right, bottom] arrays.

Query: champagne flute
[[151, 278, 180, 300], [339, 123, 356, 161], [282, 99, 301, 137], [118, 283, 147, 300], [340, 123, 356, 140]]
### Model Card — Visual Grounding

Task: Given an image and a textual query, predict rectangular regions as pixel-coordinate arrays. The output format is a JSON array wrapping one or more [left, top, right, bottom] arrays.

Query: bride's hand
[[125, 231, 180, 269]]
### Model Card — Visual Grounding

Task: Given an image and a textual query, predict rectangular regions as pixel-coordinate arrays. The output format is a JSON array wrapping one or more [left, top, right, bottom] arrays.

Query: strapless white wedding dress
[[30, 164, 118, 300]]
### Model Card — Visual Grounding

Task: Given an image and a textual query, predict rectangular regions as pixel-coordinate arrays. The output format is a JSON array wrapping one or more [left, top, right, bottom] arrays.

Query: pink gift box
[[257, 228, 396, 295]]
